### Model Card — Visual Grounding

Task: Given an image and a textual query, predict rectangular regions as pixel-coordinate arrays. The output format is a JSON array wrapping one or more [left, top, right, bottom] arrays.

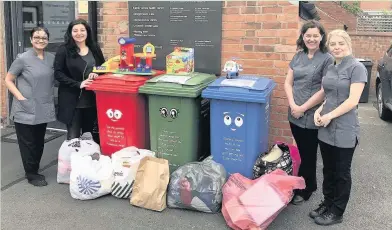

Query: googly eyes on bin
[[160, 108, 168, 118], [106, 109, 123, 121], [235, 117, 243, 127], [224, 115, 232, 126], [114, 110, 123, 120], [170, 109, 178, 119], [106, 109, 114, 119]]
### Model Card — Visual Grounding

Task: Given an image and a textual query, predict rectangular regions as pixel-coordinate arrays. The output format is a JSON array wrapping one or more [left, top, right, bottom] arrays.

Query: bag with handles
[[111, 147, 155, 199], [57, 132, 100, 184], [253, 143, 293, 179], [69, 153, 114, 200]]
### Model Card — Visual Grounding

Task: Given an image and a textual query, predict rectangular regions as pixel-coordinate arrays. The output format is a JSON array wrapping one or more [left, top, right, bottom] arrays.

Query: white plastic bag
[[69, 153, 114, 200], [57, 133, 101, 184], [111, 146, 155, 198]]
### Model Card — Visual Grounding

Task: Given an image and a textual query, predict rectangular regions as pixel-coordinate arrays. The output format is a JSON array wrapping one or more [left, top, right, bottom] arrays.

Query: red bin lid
[[87, 70, 165, 93]]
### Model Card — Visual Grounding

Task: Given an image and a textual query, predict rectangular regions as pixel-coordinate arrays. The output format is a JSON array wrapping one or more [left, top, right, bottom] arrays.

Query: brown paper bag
[[130, 156, 169, 211]]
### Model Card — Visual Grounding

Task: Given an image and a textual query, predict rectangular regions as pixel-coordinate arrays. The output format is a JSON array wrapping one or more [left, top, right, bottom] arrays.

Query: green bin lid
[[139, 72, 216, 98]]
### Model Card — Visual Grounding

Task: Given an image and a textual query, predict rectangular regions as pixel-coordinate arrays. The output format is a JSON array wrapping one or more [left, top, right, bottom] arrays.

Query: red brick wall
[[315, 2, 392, 95], [97, 1, 300, 145], [78, 13, 88, 21], [97, 1, 129, 59], [360, 1, 392, 11], [316, 8, 346, 32], [350, 32, 392, 91], [315, 1, 357, 32], [1, 2, 7, 125]]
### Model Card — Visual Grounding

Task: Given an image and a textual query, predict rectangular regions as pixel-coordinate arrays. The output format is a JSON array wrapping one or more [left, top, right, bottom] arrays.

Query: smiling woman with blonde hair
[[311, 29, 367, 226]]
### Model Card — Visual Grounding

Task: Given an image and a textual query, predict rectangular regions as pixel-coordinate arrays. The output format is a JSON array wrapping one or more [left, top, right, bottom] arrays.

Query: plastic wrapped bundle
[[167, 156, 227, 213]]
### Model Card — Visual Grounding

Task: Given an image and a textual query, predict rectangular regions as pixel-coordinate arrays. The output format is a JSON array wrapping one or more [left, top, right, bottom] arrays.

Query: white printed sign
[[157, 75, 191, 84], [42, 2, 75, 43], [221, 79, 256, 88]]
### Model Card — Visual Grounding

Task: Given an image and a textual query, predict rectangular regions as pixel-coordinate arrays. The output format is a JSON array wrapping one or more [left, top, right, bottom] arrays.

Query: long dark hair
[[296, 20, 327, 53], [64, 19, 98, 57]]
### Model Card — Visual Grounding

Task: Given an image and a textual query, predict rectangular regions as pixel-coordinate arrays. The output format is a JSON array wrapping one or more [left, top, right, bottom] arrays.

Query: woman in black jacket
[[54, 19, 105, 143]]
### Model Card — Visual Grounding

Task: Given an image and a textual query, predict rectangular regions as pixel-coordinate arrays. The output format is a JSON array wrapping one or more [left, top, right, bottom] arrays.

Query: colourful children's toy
[[94, 37, 156, 75], [222, 58, 243, 79], [118, 37, 136, 71], [93, 55, 121, 73], [133, 42, 156, 74], [166, 47, 194, 75]]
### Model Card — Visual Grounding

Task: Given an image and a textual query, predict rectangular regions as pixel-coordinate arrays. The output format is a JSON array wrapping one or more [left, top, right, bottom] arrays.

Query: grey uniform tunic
[[319, 55, 368, 148], [9, 49, 56, 125], [288, 50, 334, 129]]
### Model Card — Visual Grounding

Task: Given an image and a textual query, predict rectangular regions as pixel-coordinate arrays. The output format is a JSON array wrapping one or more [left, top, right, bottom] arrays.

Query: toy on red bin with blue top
[[223, 58, 243, 79], [93, 37, 157, 76], [167, 156, 227, 213]]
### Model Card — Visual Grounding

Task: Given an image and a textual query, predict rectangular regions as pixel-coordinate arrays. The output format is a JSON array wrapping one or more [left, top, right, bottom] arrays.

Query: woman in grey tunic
[[4, 27, 55, 187], [311, 30, 367, 225], [284, 20, 333, 205]]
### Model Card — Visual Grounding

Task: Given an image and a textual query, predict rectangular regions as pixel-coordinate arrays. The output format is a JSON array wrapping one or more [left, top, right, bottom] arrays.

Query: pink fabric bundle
[[221, 169, 305, 230]]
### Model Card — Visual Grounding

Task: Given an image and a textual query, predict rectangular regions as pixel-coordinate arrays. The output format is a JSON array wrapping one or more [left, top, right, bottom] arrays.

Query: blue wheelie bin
[[202, 76, 276, 178]]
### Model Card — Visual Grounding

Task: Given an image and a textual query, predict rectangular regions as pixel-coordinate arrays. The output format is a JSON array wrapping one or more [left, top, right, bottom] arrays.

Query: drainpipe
[[88, 1, 98, 44]]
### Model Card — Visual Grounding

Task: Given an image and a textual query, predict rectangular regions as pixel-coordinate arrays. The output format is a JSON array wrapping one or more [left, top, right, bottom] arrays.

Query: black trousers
[[66, 107, 98, 141], [14, 122, 47, 177], [319, 140, 356, 216], [290, 122, 319, 197]]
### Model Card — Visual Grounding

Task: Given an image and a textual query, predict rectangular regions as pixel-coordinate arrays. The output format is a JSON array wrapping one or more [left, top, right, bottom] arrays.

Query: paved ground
[[1, 96, 392, 230]]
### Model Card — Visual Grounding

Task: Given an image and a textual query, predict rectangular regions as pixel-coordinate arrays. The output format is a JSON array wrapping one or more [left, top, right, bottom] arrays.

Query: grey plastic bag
[[167, 156, 227, 213]]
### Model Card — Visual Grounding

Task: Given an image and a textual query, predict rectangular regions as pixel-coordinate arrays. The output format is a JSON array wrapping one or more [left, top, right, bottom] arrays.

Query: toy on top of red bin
[[93, 37, 157, 76]]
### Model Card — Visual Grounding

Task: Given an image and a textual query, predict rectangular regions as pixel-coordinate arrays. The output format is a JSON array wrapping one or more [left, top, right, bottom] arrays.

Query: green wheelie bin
[[139, 73, 216, 172]]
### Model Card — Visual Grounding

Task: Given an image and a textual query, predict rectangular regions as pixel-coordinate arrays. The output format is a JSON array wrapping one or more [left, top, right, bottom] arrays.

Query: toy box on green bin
[[166, 47, 194, 75]]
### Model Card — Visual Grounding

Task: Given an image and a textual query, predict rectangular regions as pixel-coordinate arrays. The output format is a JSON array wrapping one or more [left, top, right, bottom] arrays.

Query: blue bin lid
[[202, 75, 276, 103]]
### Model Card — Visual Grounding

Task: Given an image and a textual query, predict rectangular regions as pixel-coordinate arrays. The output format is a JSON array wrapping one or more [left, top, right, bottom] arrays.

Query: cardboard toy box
[[166, 47, 194, 75]]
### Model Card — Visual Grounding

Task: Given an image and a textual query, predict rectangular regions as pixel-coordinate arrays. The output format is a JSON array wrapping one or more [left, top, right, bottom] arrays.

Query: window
[[22, 1, 75, 53]]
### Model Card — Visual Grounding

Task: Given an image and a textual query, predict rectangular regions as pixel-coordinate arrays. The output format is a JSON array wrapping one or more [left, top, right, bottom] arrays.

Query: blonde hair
[[327, 29, 353, 54]]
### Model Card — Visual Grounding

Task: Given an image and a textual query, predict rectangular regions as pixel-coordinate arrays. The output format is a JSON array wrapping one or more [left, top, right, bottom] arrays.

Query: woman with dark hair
[[284, 20, 334, 204], [4, 27, 55, 186], [54, 19, 105, 143]]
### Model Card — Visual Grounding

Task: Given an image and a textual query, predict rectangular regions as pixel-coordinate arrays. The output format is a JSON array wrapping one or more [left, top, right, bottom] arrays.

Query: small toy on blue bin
[[223, 58, 243, 79]]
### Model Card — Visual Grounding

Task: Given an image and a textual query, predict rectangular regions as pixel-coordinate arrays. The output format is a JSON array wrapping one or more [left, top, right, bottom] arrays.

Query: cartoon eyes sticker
[[114, 110, 123, 120], [235, 117, 243, 127], [223, 113, 244, 131], [106, 109, 123, 122], [170, 109, 178, 119], [160, 107, 179, 119], [224, 115, 232, 126], [107, 109, 114, 118], [160, 108, 168, 117]]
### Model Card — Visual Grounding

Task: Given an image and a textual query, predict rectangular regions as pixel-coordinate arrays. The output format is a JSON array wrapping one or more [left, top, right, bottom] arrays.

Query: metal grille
[[357, 12, 392, 32]]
